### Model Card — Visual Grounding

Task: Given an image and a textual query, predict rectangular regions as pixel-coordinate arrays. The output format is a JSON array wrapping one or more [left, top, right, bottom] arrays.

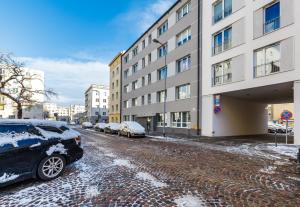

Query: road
[[1, 128, 300, 207]]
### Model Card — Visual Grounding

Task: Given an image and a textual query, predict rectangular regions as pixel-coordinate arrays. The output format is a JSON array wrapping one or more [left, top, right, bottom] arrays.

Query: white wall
[[294, 81, 300, 144]]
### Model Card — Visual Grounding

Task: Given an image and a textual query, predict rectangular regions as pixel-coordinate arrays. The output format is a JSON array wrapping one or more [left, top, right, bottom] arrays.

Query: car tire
[[37, 155, 66, 181]]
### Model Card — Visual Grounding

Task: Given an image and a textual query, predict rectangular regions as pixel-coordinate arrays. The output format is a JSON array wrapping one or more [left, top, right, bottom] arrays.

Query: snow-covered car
[[0, 119, 83, 188], [118, 121, 145, 138], [104, 123, 121, 134], [82, 122, 93, 129], [94, 123, 106, 132]]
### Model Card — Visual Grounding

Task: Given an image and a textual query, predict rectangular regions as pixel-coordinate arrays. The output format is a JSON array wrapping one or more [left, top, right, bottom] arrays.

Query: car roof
[[0, 119, 68, 128]]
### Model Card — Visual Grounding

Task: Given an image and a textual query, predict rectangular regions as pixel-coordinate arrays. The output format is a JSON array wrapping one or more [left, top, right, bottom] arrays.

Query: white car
[[82, 122, 93, 129], [94, 123, 106, 132], [119, 121, 145, 138], [104, 123, 121, 134]]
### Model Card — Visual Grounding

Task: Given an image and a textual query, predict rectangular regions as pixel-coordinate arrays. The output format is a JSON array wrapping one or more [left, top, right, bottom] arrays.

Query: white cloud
[[116, 0, 176, 33], [19, 57, 109, 106]]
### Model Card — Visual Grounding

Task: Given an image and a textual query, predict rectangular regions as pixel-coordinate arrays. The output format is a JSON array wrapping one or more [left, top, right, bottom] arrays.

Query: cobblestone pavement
[[1, 129, 300, 207]]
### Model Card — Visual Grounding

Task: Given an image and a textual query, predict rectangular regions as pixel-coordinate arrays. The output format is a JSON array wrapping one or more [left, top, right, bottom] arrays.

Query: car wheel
[[37, 155, 66, 181]]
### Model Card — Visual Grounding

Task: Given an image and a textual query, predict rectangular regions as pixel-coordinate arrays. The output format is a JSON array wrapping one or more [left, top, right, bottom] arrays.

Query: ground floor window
[[123, 115, 130, 121], [171, 112, 191, 128], [156, 113, 167, 127]]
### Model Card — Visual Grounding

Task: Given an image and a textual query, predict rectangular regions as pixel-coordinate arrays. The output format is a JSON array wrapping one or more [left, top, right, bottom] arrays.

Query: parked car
[[82, 122, 93, 129], [0, 119, 83, 188], [94, 123, 106, 132], [104, 123, 121, 134], [118, 121, 145, 138], [268, 123, 277, 133]]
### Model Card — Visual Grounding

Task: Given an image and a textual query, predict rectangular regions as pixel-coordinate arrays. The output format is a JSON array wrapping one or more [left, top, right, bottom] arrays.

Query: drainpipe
[[197, 0, 203, 136]]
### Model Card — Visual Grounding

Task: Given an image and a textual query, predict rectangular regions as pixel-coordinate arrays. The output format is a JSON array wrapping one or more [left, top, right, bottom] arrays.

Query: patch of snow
[[105, 153, 117, 158], [150, 135, 185, 142], [266, 144, 299, 159], [288, 176, 300, 181], [37, 127, 80, 140], [113, 159, 136, 169], [135, 172, 168, 188], [259, 166, 277, 174], [30, 142, 41, 148], [46, 143, 67, 156], [122, 121, 145, 133], [0, 119, 68, 128], [85, 185, 100, 199], [174, 195, 207, 207], [0, 132, 32, 147], [0, 173, 19, 183]]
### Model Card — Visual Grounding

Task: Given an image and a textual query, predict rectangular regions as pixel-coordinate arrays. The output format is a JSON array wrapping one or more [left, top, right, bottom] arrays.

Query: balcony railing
[[264, 17, 280, 34], [212, 73, 232, 86], [254, 61, 280, 78]]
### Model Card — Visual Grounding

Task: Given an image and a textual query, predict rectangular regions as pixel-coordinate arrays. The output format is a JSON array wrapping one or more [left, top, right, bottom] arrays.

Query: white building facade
[[85, 84, 109, 124], [202, 0, 300, 143]]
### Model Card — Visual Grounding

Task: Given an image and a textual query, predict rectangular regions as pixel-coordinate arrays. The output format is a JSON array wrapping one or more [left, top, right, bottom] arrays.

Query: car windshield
[[37, 125, 64, 134], [126, 122, 144, 130]]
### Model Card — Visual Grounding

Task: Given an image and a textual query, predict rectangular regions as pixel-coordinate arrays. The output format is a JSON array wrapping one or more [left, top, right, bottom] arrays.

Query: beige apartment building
[[109, 52, 123, 123]]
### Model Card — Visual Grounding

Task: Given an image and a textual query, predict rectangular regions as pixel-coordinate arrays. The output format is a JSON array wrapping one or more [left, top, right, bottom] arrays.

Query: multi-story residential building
[[0, 68, 45, 119], [121, 0, 201, 135], [109, 52, 123, 123], [43, 103, 70, 121], [85, 84, 109, 124], [202, 0, 300, 143], [69, 104, 85, 122]]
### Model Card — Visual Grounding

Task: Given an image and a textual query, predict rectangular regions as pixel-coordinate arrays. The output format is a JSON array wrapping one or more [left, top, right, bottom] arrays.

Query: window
[[212, 60, 232, 86], [158, 43, 168, 58], [147, 94, 151, 104], [124, 69, 129, 79], [96, 98, 100, 102], [177, 55, 191, 73], [103, 99, 107, 103], [103, 112, 106, 116], [116, 80, 119, 87], [142, 40, 146, 49], [112, 105, 114, 112], [116, 92, 119, 99], [213, 0, 232, 24], [254, 43, 280, 78], [264, 2, 280, 34], [124, 55, 129, 63], [157, 67, 167, 80], [148, 34, 152, 44], [147, 73, 152, 85], [142, 77, 145, 87], [176, 84, 191, 100], [133, 46, 138, 57], [171, 112, 191, 128], [157, 90, 167, 103], [116, 104, 119, 111], [124, 85, 129, 93], [157, 113, 167, 127], [112, 82, 115, 89], [132, 98, 137, 107], [213, 27, 232, 55], [148, 53, 152, 64], [132, 63, 138, 74], [124, 101, 129, 108], [141, 96, 145, 105], [132, 80, 138, 90], [177, 28, 191, 46], [112, 71, 115, 78], [177, 1, 191, 21], [111, 94, 114, 101], [158, 21, 168, 36], [142, 58, 145, 68]]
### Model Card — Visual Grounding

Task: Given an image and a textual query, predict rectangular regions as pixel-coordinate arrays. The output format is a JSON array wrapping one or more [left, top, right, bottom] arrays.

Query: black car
[[0, 120, 83, 188]]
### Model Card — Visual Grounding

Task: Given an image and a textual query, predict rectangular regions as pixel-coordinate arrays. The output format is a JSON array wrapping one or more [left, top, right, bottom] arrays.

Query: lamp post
[[153, 38, 167, 137]]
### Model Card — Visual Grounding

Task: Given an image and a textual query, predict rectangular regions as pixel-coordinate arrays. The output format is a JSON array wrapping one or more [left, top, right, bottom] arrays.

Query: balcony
[[212, 73, 232, 86], [264, 17, 280, 34], [254, 61, 280, 78]]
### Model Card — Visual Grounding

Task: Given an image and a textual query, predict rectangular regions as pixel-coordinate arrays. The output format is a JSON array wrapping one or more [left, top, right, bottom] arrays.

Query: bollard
[[275, 132, 278, 147]]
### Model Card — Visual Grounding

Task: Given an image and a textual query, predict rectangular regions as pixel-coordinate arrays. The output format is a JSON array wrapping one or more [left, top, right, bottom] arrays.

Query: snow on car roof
[[0, 119, 68, 128]]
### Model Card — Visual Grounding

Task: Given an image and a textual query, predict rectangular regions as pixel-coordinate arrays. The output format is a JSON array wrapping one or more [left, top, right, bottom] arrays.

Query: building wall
[[202, 0, 300, 139], [109, 52, 123, 123], [121, 0, 201, 135]]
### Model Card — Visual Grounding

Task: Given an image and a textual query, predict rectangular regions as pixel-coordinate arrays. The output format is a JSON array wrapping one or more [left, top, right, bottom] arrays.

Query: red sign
[[281, 110, 293, 120]]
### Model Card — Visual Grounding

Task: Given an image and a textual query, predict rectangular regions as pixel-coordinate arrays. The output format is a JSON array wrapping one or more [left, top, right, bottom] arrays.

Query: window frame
[[176, 84, 191, 100]]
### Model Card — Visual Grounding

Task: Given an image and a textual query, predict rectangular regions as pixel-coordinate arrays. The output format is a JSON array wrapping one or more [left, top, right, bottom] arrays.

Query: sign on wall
[[214, 95, 221, 114]]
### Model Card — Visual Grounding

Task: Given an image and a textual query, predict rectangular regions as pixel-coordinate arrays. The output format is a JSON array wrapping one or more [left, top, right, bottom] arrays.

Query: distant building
[[43, 103, 70, 121], [0, 68, 45, 119], [69, 104, 85, 122], [108, 52, 123, 123], [85, 84, 109, 124]]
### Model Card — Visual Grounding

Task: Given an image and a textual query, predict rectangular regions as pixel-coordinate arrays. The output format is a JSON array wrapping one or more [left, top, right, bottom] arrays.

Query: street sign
[[214, 106, 221, 114], [281, 110, 293, 121]]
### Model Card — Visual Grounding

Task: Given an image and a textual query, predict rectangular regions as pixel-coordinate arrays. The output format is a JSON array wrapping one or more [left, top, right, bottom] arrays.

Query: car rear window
[[37, 125, 64, 134], [0, 125, 30, 134], [59, 126, 69, 132]]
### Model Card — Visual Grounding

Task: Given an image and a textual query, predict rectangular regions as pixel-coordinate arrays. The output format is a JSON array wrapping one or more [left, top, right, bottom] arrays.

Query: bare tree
[[0, 53, 56, 119]]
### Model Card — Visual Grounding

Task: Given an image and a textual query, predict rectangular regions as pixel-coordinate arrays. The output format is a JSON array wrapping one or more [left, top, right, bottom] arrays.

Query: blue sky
[[0, 0, 176, 105]]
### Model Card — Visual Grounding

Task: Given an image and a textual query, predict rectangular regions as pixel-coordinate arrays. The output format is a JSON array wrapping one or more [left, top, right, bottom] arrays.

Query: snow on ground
[[46, 143, 67, 156], [174, 195, 207, 207], [0, 173, 19, 183], [113, 159, 136, 169], [85, 185, 100, 199], [266, 144, 299, 159], [259, 166, 277, 174], [135, 172, 168, 188]]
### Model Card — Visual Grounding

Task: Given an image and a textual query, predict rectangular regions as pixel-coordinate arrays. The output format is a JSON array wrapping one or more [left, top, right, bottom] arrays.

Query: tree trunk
[[17, 103, 22, 119]]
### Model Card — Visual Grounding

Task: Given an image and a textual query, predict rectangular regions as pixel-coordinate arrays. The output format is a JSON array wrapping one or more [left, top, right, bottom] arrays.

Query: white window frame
[[177, 27, 191, 47], [171, 112, 191, 128], [177, 1, 191, 21]]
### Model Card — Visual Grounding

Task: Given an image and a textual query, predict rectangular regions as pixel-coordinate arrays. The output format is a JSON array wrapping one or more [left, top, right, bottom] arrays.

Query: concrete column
[[294, 81, 300, 145], [201, 95, 214, 137]]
